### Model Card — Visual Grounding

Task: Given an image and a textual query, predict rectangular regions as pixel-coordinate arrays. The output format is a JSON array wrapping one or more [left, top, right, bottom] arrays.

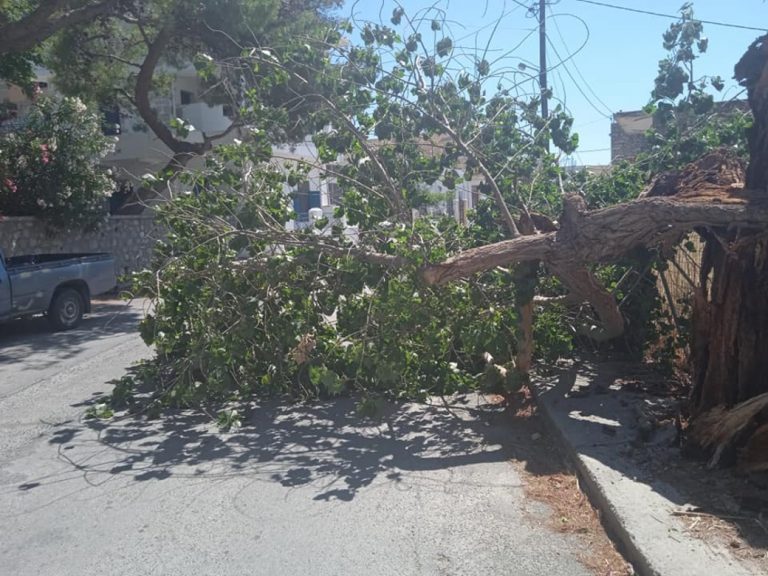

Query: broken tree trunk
[[689, 35, 768, 415], [689, 392, 768, 471]]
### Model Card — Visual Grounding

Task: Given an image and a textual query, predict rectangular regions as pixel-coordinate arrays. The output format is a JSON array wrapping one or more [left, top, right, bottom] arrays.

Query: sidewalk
[[531, 362, 760, 576]]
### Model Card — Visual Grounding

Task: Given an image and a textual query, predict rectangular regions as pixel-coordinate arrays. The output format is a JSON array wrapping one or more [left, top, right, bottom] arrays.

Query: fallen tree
[[688, 36, 768, 415], [129, 8, 767, 446], [421, 152, 767, 341]]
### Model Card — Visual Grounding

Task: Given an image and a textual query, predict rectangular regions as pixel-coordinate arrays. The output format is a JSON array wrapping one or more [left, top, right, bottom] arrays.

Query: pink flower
[[2, 178, 16, 193], [40, 144, 51, 165]]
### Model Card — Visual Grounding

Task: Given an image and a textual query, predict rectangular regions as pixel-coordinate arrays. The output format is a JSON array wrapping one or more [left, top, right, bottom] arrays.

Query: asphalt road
[[0, 300, 592, 576]]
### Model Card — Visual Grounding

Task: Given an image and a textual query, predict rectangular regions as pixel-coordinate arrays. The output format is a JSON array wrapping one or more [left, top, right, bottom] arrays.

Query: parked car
[[0, 250, 116, 330]]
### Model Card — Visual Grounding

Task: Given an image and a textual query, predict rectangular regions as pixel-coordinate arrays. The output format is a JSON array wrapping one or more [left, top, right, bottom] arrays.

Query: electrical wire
[[551, 12, 614, 117], [546, 34, 613, 119], [571, 0, 768, 33]]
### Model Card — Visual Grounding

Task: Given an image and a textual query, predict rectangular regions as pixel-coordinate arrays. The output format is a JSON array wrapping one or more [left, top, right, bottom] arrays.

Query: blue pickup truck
[[0, 250, 117, 330]]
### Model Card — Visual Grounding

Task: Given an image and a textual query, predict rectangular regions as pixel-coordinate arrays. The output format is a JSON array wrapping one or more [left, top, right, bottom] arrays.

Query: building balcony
[[178, 102, 233, 136]]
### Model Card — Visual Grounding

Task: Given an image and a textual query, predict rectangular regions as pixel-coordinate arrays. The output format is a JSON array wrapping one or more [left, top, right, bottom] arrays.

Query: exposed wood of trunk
[[690, 35, 768, 415], [689, 392, 768, 469]]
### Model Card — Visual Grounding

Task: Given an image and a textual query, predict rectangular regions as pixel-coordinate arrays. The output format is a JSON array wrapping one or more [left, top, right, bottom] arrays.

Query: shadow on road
[[38, 394, 563, 502], [0, 299, 145, 370]]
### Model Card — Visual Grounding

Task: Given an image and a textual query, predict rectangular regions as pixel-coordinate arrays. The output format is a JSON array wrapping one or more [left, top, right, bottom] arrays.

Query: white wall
[[0, 68, 237, 183]]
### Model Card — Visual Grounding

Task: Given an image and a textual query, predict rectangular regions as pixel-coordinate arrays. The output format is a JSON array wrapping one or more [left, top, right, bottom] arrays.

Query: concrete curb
[[530, 367, 756, 576]]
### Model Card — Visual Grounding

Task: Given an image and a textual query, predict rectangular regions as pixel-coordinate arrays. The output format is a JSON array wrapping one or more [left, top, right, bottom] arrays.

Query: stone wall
[[611, 111, 653, 163], [610, 122, 649, 163], [0, 215, 164, 278]]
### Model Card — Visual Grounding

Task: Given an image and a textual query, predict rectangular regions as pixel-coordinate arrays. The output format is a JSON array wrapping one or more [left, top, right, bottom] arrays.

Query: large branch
[[421, 154, 768, 341], [423, 195, 768, 286], [134, 26, 206, 160], [0, 0, 121, 55]]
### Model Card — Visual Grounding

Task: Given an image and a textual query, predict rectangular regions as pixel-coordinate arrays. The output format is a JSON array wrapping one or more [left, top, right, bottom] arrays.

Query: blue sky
[[336, 0, 767, 165]]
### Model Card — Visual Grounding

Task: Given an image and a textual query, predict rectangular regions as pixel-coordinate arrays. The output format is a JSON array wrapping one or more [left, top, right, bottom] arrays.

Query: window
[[293, 182, 310, 221], [327, 181, 342, 206], [101, 105, 121, 136], [309, 190, 321, 209], [180, 90, 194, 106]]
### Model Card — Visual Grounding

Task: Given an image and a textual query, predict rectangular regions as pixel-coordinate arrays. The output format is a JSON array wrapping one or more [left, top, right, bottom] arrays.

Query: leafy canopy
[[126, 4, 579, 410], [0, 96, 115, 230]]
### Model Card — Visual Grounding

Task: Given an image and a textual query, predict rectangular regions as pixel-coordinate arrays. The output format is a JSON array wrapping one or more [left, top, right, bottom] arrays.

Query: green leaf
[[436, 37, 453, 58]]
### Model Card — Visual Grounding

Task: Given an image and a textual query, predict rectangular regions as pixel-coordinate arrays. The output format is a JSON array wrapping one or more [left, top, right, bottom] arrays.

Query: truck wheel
[[49, 288, 84, 330]]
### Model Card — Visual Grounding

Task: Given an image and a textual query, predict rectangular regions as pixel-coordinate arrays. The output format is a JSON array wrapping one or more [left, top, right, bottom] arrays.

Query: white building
[[0, 66, 238, 182], [1, 68, 482, 225]]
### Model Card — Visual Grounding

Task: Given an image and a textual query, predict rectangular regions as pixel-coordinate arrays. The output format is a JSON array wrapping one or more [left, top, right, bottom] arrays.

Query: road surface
[[0, 300, 593, 576]]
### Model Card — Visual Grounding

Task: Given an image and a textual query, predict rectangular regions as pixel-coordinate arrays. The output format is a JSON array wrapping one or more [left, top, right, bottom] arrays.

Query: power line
[[546, 34, 613, 119], [572, 0, 768, 32], [551, 13, 614, 117]]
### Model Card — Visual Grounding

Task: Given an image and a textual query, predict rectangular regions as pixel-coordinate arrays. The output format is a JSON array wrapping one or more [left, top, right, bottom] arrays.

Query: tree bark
[[0, 0, 120, 55], [690, 35, 768, 414], [420, 171, 768, 349]]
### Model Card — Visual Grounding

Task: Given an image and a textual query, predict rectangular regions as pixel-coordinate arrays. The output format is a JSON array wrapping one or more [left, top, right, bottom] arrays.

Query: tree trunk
[[0, 1, 119, 56], [690, 35, 768, 414]]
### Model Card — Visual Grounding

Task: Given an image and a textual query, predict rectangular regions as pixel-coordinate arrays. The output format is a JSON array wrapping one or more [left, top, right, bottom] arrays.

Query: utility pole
[[539, 0, 549, 148]]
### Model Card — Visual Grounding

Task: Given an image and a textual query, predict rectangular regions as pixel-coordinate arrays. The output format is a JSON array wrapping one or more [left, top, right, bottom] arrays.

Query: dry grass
[[673, 509, 768, 571], [522, 470, 632, 576], [504, 390, 632, 576]]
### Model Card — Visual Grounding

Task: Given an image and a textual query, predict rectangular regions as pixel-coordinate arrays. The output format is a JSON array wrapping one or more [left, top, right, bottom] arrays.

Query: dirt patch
[[499, 390, 633, 576], [523, 472, 631, 576]]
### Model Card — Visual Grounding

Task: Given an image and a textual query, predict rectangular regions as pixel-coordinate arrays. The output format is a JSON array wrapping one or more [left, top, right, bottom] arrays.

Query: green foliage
[[0, 0, 42, 88], [645, 4, 751, 173], [579, 163, 645, 209], [134, 178, 525, 405], [0, 96, 115, 230], [118, 4, 586, 409], [216, 409, 242, 432], [0, 51, 39, 92], [46, 0, 342, 144], [85, 403, 115, 420]]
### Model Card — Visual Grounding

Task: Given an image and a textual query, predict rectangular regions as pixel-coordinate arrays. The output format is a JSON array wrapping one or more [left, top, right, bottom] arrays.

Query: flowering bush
[[0, 97, 116, 230]]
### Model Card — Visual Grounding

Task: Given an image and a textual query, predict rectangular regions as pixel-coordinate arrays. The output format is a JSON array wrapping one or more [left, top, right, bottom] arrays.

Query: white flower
[[73, 98, 88, 115]]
